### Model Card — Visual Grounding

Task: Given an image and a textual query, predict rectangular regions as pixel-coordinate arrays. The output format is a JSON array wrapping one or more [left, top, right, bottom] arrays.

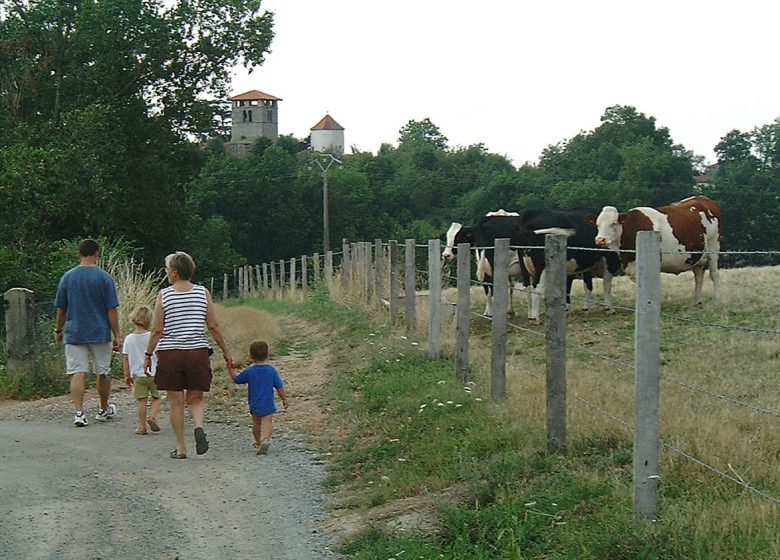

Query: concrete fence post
[[404, 239, 416, 335], [223, 274, 228, 301], [490, 238, 509, 400], [545, 234, 568, 454], [389, 240, 399, 324], [455, 242, 471, 383], [427, 239, 441, 358], [3, 288, 35, 382], [633, 230, 662, 518]]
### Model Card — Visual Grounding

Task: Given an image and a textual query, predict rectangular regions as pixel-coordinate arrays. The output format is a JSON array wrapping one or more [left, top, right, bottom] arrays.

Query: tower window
[[242, 110, 248, 123], [248, 110, 253, 122]]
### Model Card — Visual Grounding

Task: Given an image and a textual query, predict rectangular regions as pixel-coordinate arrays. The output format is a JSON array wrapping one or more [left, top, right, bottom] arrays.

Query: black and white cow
[[442, 211, 524, 316], [517, 208, 622, 321]]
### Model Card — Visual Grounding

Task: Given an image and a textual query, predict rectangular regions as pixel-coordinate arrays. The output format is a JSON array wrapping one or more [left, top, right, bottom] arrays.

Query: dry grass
[[212, 304, 282, 369], [99, 254, 163, 335]]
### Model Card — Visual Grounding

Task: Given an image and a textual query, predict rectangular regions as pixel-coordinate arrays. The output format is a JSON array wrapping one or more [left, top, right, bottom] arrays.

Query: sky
[[230, 0, 779, 166]]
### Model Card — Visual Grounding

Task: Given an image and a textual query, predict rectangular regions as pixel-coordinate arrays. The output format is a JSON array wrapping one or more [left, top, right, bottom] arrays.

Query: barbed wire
[[660, 441, 780, 506]]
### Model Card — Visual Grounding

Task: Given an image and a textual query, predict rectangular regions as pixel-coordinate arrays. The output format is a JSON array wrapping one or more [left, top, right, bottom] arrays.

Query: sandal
[[170, 449, 187, 459], [135, 427, 148, 435], [194, 427, 209, 455], [147, 417, 160, 432]]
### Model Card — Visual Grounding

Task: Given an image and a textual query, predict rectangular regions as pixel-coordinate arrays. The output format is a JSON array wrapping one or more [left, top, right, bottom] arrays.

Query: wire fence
[[185, 237, 780, 513]]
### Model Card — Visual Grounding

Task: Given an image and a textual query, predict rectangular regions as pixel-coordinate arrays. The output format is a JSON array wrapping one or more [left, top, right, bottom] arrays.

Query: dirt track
[[0, 307, 340, 560]]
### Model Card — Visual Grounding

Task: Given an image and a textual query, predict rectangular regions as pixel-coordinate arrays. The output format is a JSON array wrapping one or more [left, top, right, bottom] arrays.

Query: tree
[[0, 0, 275, 272], [398, 118, 448, 150]]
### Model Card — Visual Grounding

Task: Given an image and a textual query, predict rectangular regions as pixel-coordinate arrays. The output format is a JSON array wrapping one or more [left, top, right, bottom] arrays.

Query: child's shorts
[[132, 376, 160, 400]]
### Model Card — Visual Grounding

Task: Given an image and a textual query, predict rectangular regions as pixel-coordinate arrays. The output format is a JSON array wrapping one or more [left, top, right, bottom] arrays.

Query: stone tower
[[229, 89, 282, 153]]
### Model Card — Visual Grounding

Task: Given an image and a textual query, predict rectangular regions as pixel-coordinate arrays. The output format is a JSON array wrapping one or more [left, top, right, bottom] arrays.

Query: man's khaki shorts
[[65, 343, 113, 376]]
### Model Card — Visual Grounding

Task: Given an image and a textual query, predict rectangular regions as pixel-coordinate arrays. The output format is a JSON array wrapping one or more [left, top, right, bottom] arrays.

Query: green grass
[[240, 275, 780, 560]]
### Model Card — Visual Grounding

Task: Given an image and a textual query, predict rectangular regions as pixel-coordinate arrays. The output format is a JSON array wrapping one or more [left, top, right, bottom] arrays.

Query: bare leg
[[150, 396, 162, 422], [252, 415, 262, 446], [70, 372, 86, 412], [186, 390, 205, 429], [260, 415, 273, 442], [96, 374, 111, 411], [137, 398, 147, 430], [167, 390, 186, 455]]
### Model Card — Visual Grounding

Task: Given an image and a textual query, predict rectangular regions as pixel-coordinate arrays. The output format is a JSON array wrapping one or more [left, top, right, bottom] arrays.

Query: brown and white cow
[[588, 196, 721, 304]]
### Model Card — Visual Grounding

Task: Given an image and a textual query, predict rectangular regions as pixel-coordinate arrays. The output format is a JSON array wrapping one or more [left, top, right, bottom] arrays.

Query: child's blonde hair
[[129, 305, 153, 329]]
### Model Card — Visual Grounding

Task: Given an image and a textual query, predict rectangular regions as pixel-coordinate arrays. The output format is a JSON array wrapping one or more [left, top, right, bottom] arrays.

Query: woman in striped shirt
[[144, 251, 233, 459]]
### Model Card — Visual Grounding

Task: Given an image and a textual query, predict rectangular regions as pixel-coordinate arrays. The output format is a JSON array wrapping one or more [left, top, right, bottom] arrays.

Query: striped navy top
[[157, 284, 209, 351]]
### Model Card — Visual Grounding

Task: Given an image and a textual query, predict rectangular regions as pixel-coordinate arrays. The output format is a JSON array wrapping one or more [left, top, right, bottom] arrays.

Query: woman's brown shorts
[[155, 348, 212, 392]]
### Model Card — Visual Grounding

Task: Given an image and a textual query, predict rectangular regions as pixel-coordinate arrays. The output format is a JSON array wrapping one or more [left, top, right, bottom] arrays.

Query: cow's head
[[593, 206, 624, 252], [442, 222, 463, 261], [442, 222, 475, 261]]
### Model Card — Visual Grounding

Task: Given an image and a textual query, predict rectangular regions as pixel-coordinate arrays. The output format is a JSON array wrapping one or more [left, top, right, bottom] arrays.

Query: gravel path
[[0, 389, 338, 560]]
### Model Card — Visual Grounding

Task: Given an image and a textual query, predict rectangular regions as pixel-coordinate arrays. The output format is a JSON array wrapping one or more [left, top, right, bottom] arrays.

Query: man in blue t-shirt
[[54, 239, 121, 427]]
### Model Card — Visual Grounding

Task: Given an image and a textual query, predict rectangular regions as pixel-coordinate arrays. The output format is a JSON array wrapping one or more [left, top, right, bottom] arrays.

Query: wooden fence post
[[289, 257, 296, 295], [455, 242, 471, 383], [3, 288, 35, 382], [270, 261, 277, 298], [490, 238, 509, 400], [364, 242, 372, 305], [545, 234, 568, 454], [341, 240, 350, 295], [325, 251, 334, 295], [262, 264, 269, 296], [223, 273, 228, 301], [427, 239, 441, 358], [633, 231, 661, 518], [375, 238, 384, 309], [301, 255, 308, 301], [404, 239, 416, 334], [279, 259, 285, 298], [313, 253, 320, 283], [389, 240, 399, 325]]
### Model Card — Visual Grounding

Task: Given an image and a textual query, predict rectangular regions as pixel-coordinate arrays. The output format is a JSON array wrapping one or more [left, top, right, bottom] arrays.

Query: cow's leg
[[582, 272, 594, 311], [507, 283, 515, 315], [483, 279, 493, 317], [529, 270, 546, 323], [602, 270, 615, 314], [709, 253, 721, 300], [693, 266, 705, 305], [566, 276, 575, 311]]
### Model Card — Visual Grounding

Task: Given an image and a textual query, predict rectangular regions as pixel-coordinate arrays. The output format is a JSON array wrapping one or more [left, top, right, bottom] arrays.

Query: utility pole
[[313, 153, 342, 252]]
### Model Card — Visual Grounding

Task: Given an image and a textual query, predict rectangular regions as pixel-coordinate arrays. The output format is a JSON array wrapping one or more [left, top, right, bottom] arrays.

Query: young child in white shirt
[[122, 305, 162, 435]]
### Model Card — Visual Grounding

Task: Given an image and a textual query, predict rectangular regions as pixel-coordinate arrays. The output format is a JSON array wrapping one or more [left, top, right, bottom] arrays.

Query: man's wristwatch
[[145, 351, 154, 357], [54, 329, 62, 334]]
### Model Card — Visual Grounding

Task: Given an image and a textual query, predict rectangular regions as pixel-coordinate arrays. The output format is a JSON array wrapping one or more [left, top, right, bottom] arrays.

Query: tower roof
[[311, 114, 344, 131], [229, 89, 282, 101]]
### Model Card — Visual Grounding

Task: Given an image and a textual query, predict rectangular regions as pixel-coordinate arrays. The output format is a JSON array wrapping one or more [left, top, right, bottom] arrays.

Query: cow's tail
[[534, 227, 576, 237]]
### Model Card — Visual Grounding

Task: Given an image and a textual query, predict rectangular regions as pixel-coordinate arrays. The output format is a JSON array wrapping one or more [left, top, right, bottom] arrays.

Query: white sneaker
[[95, 403, 117, 422], [74, 411, 88, 427]]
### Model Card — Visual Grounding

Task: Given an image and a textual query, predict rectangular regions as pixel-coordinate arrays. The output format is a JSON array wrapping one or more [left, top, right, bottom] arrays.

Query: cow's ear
[[584, 213, 596, 225]]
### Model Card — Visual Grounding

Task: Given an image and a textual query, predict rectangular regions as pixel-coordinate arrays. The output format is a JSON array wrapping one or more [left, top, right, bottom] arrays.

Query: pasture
[[245, 257, 779, 558], [442, 265, 778, 507]]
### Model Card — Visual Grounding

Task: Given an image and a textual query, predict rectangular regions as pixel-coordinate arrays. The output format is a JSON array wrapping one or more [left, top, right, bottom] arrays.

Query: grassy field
[[244, 266, 779, 559]]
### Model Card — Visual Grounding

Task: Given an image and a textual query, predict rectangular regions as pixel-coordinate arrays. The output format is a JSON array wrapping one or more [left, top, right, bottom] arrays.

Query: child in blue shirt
[[229, 340, 288, 454]]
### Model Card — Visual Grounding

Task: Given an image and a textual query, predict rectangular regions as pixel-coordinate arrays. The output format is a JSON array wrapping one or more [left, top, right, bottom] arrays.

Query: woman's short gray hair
[[165, 251, 196, 280]]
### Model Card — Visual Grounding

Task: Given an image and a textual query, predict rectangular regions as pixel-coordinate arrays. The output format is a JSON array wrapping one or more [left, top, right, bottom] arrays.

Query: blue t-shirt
[[55, 265, 119, 345], [233, 363, 284, 416]]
